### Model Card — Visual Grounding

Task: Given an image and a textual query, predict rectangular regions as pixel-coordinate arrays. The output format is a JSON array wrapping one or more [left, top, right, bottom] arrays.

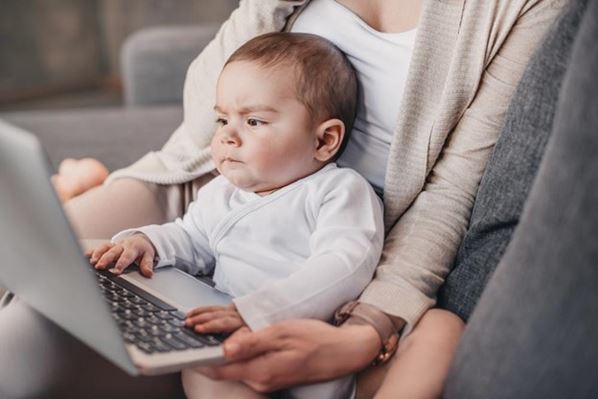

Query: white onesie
[[113, 163, 384, 331]]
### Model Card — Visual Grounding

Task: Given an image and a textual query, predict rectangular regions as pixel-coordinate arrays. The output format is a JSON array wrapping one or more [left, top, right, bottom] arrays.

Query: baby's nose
[[221, 128, 241, 145]]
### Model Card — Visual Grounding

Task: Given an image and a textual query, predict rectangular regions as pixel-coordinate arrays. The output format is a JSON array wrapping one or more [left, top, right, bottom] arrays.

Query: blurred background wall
[[0, 0, 238, 111]]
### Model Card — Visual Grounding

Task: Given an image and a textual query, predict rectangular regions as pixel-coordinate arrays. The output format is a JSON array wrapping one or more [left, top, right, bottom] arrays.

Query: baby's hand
[[87, 234, 156, 278], [185, 304, 247, 334]]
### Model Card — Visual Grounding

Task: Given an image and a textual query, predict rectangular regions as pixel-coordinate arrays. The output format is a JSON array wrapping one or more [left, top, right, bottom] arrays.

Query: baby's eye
[[216, 117, 228, 126], [247, 118, 265, 127]]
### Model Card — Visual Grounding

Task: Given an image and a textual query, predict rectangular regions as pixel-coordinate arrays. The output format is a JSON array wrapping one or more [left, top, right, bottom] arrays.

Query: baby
[[89, 32, 384, 399]]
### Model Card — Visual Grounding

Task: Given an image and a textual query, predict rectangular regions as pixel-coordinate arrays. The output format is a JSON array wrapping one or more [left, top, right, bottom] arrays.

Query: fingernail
[[108, 268, 119, 274]]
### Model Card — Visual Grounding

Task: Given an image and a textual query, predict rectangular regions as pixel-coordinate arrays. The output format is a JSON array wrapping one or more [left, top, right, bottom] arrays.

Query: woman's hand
[[196, 319, 381, 393], [185, 304, 247, 334], [87, 234, 156, 278]]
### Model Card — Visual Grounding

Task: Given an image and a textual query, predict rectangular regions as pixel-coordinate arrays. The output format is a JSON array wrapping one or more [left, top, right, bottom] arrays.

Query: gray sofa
[[1, 25, 220, 173]]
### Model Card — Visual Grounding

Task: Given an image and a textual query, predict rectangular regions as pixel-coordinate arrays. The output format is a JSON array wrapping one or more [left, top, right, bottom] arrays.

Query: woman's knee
[[64, 178, 168, 239], [356, 309, 465, 399], [182, 369, 267, 399], [402, 308, 465, 350]]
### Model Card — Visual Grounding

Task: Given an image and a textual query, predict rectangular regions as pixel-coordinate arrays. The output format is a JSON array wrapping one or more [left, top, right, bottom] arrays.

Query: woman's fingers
[[223, 324, 286, 361]]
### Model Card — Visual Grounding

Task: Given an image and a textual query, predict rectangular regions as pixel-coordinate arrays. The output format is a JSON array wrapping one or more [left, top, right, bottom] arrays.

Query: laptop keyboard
[[95, 269, 225, 354]]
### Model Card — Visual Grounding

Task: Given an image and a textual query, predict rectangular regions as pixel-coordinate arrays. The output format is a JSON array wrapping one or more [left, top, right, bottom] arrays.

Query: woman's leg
[[64, 174, 215, 239], [0, 299, 185, 399], [182, 369, 269, 399], [283, 375, 356, 399], [355, 309, 464, 399], [64, 178, 173, 239]]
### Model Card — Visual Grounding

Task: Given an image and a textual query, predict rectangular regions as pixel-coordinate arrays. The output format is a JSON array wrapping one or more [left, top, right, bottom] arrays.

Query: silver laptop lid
[[0, 121, 137, 375]]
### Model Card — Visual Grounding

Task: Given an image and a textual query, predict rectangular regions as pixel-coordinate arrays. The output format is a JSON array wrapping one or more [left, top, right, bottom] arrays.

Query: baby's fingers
[[95, 245, 124, 269], [138, 251, 155, 278], [111, 247, 141, 274], [193, 316, 245, 334], [186, 310, 227, 327], [187, 305, 229, 318], [89, 242, 114, 265]]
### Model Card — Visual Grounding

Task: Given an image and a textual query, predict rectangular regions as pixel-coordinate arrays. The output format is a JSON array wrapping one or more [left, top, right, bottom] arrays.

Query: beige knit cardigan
[[107, 0, 564, 333]]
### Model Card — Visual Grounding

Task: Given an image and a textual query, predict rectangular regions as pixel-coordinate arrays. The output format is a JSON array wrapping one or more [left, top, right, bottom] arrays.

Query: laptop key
[[136, 342, 154, 354], [141, 303, 160, 313], [146, 315, 162, 325], [118, 309, 137, 320], [150, 338, 171, 353], [174, 332, 205, 349], [160, 323, 179, 333], [123, 332, 136, 343], [172, 310, 187, 320], [157, 310, 172, 320], [132, 307, 149, 318], [136, 333, 153, 343], [149, 325, 165, 337], [168, 318, 185, 328], [182, 328, 221, 347], [162, 334, 187, 351], [133, 318, 149, 329], [130, 296, 147, 305]]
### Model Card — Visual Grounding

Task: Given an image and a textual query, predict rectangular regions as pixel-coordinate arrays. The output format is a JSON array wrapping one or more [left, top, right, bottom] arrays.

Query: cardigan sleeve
[[359, 0, 563, 335]]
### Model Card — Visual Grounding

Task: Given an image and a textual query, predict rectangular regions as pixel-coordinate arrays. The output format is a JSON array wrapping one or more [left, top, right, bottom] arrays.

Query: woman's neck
[[335, 0, 422, 33]]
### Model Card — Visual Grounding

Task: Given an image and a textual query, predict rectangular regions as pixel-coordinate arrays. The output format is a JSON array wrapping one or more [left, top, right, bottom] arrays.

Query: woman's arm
[[359, 0, 564, 335]]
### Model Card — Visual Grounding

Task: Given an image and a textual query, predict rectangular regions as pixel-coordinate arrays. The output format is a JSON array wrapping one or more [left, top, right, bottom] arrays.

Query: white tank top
[[291, 0, 416, 194]]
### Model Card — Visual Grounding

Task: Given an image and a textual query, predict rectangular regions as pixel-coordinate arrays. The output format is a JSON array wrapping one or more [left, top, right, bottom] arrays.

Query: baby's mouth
[[222, 156, 241, 164]]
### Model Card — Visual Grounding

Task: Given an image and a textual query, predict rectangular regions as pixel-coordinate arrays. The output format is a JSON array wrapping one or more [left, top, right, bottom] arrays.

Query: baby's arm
[[234, 172, 385, 330], [111, 185, 217, 276]]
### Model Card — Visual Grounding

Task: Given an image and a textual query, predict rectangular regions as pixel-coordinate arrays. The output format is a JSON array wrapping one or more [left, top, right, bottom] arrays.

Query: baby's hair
[[224, 32, 358, 158]]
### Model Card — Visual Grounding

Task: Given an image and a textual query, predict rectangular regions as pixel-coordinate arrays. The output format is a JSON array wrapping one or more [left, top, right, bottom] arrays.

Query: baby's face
[[211, 60, 321, 195]]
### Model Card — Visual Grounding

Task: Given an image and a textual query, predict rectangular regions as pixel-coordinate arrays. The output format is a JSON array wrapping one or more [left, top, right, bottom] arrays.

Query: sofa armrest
[[121, 25, 220, 107], [0, 106, 182, 172]]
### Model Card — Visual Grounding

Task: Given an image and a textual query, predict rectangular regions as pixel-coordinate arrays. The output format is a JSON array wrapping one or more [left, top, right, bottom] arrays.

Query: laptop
[[0, 120, 232, 376]]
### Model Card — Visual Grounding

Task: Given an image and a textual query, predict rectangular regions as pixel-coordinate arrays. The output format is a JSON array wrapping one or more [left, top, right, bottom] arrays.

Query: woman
[[0, 0, 563, 398]]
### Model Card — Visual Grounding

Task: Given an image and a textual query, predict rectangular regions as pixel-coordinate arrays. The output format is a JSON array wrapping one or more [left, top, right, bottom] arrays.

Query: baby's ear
[[314, 118, 345, 162]]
